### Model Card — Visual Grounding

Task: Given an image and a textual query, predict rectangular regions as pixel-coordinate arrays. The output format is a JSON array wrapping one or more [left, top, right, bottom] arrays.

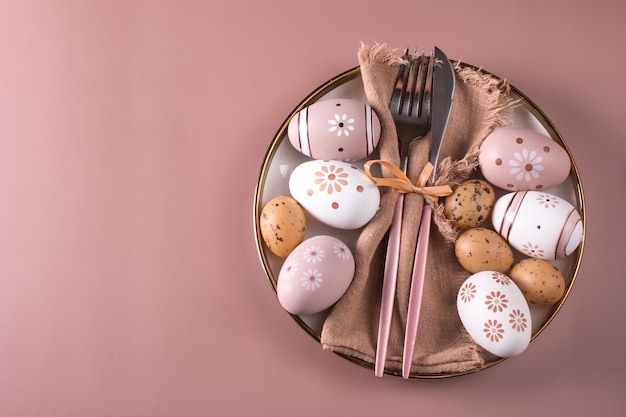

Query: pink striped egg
[[491, 191, 583, 260], [287, 98, 381, 161]]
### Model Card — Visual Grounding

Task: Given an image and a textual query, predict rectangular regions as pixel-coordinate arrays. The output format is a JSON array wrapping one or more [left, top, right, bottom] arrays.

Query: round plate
[[253, 62, 586, 378]]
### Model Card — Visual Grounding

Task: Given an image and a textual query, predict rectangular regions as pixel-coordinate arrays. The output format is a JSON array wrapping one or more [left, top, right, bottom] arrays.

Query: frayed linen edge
[[357, 42, 406, 67]]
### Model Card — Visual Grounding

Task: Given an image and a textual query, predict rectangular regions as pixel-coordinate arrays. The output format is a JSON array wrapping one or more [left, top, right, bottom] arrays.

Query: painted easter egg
[[457, 270, 532, 358], [479, 127, 571, 191], [289, 160, 380, 230], [491, 191, 583, 260], [287, 98, 381, 161], [277, 235, 355, 315]]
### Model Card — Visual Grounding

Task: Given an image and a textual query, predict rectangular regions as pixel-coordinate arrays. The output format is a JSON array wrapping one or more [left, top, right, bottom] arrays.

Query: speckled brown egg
[[509, 259, 566, 306], [260, 196, 306, 257], [455, 228, 514, 273], [444, 179, 495, 230]]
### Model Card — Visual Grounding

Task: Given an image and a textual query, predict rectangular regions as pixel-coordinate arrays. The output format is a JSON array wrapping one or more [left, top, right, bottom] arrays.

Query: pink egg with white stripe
[[491, 191, 583, 260], [287, 98, 381, 161]]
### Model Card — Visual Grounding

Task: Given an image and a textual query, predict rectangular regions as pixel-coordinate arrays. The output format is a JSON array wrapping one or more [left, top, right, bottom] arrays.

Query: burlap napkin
[[320, 44, 517, 376]]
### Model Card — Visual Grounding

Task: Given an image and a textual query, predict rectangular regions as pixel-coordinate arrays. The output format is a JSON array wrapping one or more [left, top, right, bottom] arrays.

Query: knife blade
[[401, 46, 455, 378], [429, 47, 455, 181]]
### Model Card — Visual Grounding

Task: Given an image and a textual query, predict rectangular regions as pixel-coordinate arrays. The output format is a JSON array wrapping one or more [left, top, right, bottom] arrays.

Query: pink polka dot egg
[[288, 159, 380, 230], [478, 127, 571, 191]]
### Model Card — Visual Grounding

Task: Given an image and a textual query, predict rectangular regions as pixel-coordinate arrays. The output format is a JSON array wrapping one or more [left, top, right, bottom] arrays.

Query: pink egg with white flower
[[287, 98, 381, 161], [276, 235, 355, 315], [478, 127, 571, 191]]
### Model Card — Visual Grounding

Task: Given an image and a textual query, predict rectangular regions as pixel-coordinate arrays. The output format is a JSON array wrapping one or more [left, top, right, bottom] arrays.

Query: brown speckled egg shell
[[509, 259, 566, 306], [260, 196, 306, 257], [444, 179, 495, 230], [455, 228, 514, 273]]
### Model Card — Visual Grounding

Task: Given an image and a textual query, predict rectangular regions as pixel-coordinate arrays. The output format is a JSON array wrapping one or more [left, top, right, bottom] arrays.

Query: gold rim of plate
[[253, 63, 586, 379]]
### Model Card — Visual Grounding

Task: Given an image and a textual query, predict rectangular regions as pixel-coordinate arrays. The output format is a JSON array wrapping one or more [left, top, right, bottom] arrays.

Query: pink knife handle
[[402, 203, 432, 378], [374, 194, 405, 377]]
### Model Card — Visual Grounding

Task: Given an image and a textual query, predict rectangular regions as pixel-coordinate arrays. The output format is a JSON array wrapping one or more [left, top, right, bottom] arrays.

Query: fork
[[374, 49, 434, 377]]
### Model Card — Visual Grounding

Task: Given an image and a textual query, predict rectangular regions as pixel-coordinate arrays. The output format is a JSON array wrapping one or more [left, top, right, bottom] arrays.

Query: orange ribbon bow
[[363, 160, 453, 203]]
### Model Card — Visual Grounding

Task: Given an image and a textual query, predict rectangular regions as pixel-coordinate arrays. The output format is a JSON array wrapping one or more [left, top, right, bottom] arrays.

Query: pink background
[[0, 0, 624, 415]]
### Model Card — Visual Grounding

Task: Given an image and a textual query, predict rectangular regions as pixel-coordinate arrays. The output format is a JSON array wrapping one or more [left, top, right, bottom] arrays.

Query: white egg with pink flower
[[289, 159, 380, 230], [457, 270, 532, 358]]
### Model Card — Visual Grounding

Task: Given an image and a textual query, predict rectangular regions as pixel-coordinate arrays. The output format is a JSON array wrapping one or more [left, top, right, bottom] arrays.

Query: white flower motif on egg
[[301, 269, 323, 291], [509, 149, 544, 182], [302, 245, 324, 263], [333, 241, 352, 260], [280, 259, 298, 280], [328, 113, 355, 137]]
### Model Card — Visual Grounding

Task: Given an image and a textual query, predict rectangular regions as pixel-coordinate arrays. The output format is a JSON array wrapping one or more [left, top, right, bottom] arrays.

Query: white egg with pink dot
[[288, 159, 380, 230]]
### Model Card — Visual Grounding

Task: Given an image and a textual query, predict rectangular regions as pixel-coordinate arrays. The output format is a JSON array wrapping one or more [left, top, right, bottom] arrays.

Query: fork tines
[[392, 49, 429, 119]]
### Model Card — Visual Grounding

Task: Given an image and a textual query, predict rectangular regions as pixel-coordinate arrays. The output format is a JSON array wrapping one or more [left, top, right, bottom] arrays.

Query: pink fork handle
[[374, 194, 405, 377], [402, 203, 432, 378]]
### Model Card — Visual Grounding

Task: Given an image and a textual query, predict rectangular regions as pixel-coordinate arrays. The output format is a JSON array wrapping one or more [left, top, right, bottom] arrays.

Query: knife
[[401, 46, 455, 378]]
